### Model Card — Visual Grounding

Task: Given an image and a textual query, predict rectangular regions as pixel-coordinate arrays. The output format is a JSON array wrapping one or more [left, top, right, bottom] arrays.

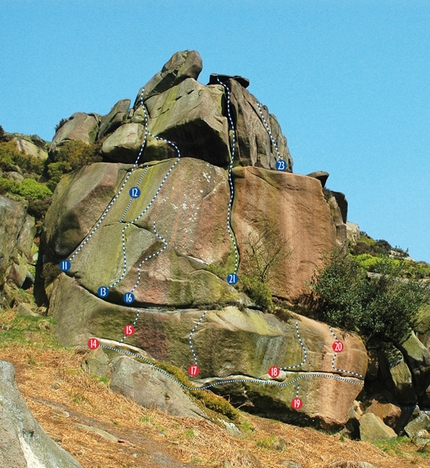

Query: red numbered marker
[[88, 338, 100, 350], [268, 366, 280, 378], [332, 341, 345, 353], [188, 365, 200, 377], [124, 324, 135, 336], [291, 397, 303, 410]]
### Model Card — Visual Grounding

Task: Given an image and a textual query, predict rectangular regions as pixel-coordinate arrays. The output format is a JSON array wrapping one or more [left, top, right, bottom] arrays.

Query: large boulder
[[44, 159, 339, 304], [221, 77, 293, 171], [135, 50, 203, 102], [232, 166, 338, 300], [0, 360, 82, 468], [141, 78, 231, 166], [101, 123, 145, 163], [48, 273, 367, 429], [378, 345, 416, 404], [0, 195, 36, 289], [110, 356, 208, 419], [50, 112, 100, 154], [97, 98, 130, 140], [13, 135, 48, 161], [359, 413, 397, 441], [398, 331, 430, 405], [44, 159, 244, 306]]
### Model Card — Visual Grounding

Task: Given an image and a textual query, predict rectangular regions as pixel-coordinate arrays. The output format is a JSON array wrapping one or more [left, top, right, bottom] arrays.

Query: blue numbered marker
[[276, 159, 287, 172], [97, 286, 109, 298], [123, 292, 135, 304], [59, 260, 71, 272], [129, 187, 141, 198], [227, 273, 239, 285]]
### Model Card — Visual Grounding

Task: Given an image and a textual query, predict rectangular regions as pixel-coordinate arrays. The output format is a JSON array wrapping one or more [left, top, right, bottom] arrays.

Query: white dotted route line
[[281, 321, 307, 370], [107, 90, 180, 290], [131, 221, 167, 294], [217, 77, 239, 275], [69, 104, 150, 262], [120, 166, 149, 223], [188, 310, 207, 366], [329, 326, 365, 380], [99, 344, 364, 391], [256, 101, 282, 163]]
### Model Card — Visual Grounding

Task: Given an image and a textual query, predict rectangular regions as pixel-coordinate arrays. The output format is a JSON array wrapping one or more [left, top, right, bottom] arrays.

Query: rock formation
[[38, 50, 363, 429]]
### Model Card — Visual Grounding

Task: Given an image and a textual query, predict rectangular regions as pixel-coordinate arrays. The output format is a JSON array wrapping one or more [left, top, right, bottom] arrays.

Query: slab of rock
[[0, 195, 36, 289], [0, 360, 82, 468], [44, 159, 244, 306], [398, 332, 430, 405], [98, 98, 130, 139], [405, 412, 430, 445], [307, 171, 329, 187], [378, 345, 416, 404], [13, 136, 48, 160], [224, 77, 293, 171], [110, 356, 208, 419], [359, 413, 397, 441], [50, 112, 100, 154], [101, 122, 145, 163], [135, 50, 203, 102], [232, 167, 338, 300], [142, 78, 231, 165], [364, 400, 402, 431]]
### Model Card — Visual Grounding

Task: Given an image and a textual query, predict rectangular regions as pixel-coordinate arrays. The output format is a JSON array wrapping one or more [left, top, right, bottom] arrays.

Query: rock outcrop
[[0, 360, 82, 468], [40, 50, 366, 429], [0, 195, 36, 290]]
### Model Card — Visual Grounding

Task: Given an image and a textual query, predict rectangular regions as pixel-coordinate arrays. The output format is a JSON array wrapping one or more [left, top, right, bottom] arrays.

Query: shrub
[[309, 251, 430, 343], [0, 140, 44, 175], [239, 276, 273, 311], [46, 140, 102, 190], [19, 178, 52, 200]]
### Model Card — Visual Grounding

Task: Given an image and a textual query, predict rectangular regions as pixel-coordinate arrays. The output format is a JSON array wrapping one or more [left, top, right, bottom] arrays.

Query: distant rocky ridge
[[0, 50, 430, 447]]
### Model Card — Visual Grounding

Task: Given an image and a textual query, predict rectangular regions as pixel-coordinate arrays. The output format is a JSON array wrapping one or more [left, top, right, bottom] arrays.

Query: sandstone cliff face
[[39, 50, 363, 429]]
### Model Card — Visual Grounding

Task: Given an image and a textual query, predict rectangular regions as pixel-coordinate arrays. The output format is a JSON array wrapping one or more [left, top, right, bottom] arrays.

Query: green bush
[[19, 178, 52, 200], [309, 251, 430, 343], [239, 276, 273, 311], [46, 140, 102, 190], [0, 140, 43, 175]]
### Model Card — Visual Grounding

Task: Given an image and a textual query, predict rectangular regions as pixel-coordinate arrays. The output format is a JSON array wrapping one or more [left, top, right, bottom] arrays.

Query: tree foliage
[[309, 251, 430, 343]]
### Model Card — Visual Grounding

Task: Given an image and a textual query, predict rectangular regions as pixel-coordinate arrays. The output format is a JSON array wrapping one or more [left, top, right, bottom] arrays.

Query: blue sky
[[1, 1, 429, 262]]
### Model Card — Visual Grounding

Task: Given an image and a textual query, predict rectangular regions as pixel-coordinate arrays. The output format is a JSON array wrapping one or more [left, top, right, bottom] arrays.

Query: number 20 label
[[332, 341, 345, 353]]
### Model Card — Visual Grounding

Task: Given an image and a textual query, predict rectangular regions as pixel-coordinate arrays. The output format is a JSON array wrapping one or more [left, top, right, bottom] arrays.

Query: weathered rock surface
[[97, 98, 130, 140], [359, 413, 397, 441], [0, 360, 82, 468], [307, 171, 329, 187], [0, 195, 36, 289], [135, 49, 203, 102], [142, 78, 231, 165], [398, 332, 430, 405], [47, 271, 367, 428], [50, 51, 293, 172], [226, 77, 293, 171], [101, 122, 145, 163], [364, 400, 403, 432], [232, 166, 338, 300], [405, 412, 430, 445], [378, 345, 416, 404], [13, 135, 48, 160], [50, 112, 100, 154], [110, 356, 208, 419]]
